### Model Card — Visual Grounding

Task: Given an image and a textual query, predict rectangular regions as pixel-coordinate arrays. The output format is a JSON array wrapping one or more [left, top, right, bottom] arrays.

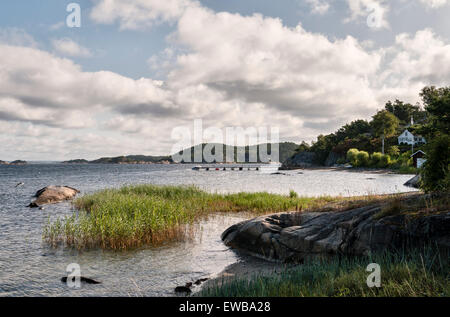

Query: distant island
[[63, 156, 172, 165], [62, 142, 300, 165], [0, 160, 28, 165]]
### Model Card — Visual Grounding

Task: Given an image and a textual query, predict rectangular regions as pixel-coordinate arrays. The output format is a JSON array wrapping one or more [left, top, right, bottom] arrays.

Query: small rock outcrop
[[281, 151, 317, 170], [324, 151, 343, 167], [28, 186, 80, 208], [404, 174, 421, 188], [222, 204, 450, 263], [61, 277, 101, 284], [175, 286, 192, 294]]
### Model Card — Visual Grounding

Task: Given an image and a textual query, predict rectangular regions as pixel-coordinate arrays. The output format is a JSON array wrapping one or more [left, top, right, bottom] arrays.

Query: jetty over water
[[192, 163, 281, 172]]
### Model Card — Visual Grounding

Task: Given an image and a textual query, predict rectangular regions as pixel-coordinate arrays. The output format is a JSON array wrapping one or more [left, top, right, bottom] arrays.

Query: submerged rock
[[194, 278, 209, 285], [28, 186, 80, 208], [222, 201, 450, 263], [61, 276, 101, 284], [175, 286, 192, 294]]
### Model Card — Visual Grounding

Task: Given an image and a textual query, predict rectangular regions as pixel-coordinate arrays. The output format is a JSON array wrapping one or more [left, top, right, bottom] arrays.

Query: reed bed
[[43, 185, 339, 250], [200, 246, 449, 297]]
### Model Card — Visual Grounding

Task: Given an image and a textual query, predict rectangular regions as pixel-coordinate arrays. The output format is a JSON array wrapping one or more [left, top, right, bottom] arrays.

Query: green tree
[[420, 135, 450, 193], [419, 86, 450, 193], [387, 145, 400, 157], [385, 99, 423, 125], [295, 141, 311, 153], [419, 86, 450, 136], [371, 110, 400, 154], [335, 120, 371, 142]]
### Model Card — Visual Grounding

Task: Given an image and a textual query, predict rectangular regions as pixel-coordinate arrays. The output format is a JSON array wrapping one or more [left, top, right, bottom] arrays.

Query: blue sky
[[0, 0, 449, 160], [2, 0, 449, 78]]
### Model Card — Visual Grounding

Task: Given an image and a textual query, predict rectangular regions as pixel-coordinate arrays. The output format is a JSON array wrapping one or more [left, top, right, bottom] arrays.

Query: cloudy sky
[[0, 0, 449, 161]]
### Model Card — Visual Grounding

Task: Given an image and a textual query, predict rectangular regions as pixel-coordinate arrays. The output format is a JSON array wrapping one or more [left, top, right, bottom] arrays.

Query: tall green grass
[[200, 246, 449, 297], [43, 185, 339, 250]]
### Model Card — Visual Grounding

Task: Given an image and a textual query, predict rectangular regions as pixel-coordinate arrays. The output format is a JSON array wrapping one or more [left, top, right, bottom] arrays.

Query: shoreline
[[2, 162, 417, 176]]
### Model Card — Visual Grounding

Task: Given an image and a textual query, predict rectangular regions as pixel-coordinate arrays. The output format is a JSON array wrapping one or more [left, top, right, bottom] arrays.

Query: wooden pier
[[192, 163, 281, 172]]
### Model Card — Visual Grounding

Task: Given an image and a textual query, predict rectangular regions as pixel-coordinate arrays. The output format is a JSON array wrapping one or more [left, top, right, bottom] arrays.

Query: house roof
[[410, 150, 426, 158]]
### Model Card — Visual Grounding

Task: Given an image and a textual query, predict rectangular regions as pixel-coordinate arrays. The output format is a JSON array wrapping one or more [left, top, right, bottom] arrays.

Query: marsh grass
[[200, 246, 449, 297], [43, 185, 339, 250]]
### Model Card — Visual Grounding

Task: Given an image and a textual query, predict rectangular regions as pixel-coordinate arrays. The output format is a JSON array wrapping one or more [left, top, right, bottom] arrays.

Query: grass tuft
[[200, 246, 449, 297]]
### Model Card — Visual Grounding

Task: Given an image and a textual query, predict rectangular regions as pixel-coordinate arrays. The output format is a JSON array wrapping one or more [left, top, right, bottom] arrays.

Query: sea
[[0, 163, 417, 296]]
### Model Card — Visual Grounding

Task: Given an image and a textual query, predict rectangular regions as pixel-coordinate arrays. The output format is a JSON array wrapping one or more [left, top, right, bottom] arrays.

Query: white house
[[398, 130, 426, 145]]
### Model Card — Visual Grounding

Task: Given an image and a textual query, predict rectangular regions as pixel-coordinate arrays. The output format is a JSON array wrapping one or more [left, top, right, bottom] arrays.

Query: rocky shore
[[222, 193, 449, 263]]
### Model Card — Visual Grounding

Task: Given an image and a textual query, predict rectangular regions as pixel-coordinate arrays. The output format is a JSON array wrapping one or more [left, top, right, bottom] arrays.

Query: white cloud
[[49, 21, 65, 31], [51, 38, 92, 57], [344, 0, 390, 29], [419, 0, 449, 8], [0, 42, 180, 130], [305, 0, 331, 14], [0, 27, 38, 47], [90, 0, 199, 30], [376, 29, 450, 103], [169, 6, 381, 121]]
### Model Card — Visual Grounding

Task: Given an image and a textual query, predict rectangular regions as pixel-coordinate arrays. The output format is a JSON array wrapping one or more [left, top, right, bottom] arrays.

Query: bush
[[356, 151, 370, 167], [421, 134, 450, 193], [370, 152, 383, 167], [347, 148, 359, 166], [378, 154, 391, 168], [387, 145, 400, 157]]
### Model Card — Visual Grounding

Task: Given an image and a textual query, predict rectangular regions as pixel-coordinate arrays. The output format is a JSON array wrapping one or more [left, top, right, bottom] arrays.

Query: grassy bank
[[200, 246, 449, 297], [43, 185, 347, 250]]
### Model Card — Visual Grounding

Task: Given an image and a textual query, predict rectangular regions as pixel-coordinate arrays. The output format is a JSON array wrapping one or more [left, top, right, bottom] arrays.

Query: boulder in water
[[28, 186, 80, 208]]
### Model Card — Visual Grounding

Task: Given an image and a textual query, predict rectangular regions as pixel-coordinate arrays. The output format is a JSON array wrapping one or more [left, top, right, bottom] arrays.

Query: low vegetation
[[43, 185, 340, 250], [200, 246, 449, 297], [345, 148, 418, 173], [373, 192, 449, 220]]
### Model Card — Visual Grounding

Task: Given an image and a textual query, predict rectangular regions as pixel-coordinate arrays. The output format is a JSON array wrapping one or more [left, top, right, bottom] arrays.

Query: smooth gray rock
[[281, 151, 317, 170], [28, 186, 80, 207], [222, 203, 450, 263], [404, 174, 421, 188]]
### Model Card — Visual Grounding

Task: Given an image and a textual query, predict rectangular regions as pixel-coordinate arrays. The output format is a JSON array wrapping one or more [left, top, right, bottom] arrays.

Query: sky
[[0, 0, 449, 161]]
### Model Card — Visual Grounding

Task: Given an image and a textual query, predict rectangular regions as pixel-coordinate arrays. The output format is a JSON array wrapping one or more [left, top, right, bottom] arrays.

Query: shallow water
[[0, 164, 416, 296]]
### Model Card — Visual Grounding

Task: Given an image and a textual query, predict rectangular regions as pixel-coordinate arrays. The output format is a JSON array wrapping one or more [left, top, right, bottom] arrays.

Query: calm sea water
[[0, 163, 416, 297]]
